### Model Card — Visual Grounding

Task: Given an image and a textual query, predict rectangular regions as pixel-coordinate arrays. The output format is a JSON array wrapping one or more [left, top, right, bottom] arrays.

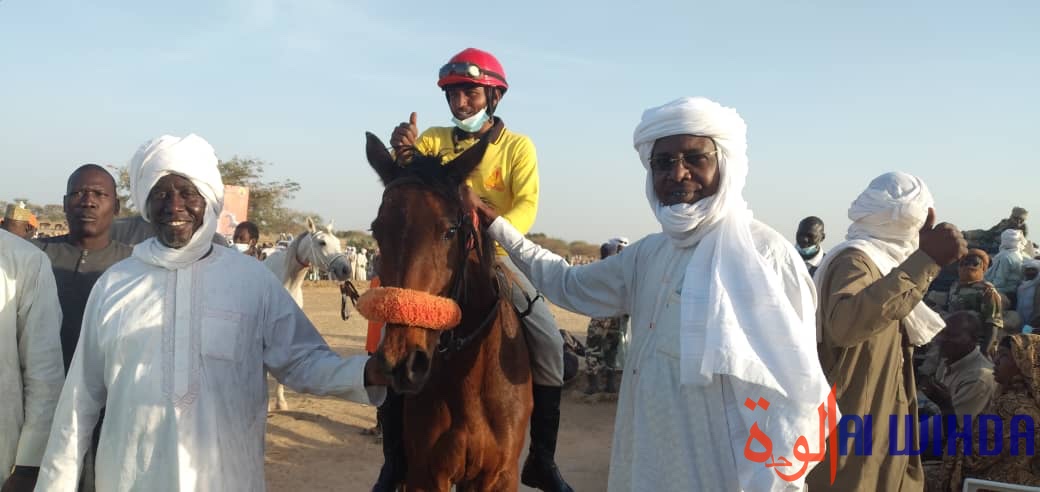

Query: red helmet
[[437, 48, 508, 91]]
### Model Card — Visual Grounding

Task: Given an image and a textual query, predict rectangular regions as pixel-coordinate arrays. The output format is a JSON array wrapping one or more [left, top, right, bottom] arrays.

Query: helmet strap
[[484, 86, 501, 116]]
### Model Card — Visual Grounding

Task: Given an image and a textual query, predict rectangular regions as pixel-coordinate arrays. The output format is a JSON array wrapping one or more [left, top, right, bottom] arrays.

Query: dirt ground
[[264, 282, 616, 491]]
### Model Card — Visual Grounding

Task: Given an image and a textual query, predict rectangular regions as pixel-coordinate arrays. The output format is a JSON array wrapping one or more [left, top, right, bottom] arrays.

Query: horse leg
[[275, 383, 289, 410], [486, 469, 520, 492]]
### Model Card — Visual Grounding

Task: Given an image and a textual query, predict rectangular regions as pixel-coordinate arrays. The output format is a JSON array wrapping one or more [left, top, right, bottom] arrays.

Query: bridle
[[378, 178, 502, 357], [294, 231, 348, 278], [437, 207, 501, 356]]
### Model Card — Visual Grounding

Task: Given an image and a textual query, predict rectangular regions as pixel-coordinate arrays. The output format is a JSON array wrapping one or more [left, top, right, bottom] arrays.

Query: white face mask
[[452, 107, 490, 133], [233, 243, 251, 253]]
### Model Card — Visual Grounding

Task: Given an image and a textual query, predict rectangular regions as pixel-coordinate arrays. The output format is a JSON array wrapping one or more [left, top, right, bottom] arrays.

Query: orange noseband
[[357, 287, 463, 331]]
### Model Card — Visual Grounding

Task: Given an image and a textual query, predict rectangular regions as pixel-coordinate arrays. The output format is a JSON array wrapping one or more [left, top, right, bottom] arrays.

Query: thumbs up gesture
[[919, 208, 968, 266], [390, 112, 419, 155]]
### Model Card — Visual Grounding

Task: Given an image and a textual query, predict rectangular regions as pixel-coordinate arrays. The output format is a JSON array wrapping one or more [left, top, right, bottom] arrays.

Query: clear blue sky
[[2, 1, 1037, 247]]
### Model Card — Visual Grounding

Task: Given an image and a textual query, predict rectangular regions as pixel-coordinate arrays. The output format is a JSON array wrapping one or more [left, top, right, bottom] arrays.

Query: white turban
[[633, 97, 749, 246], [813, 172, 943, 346], [1001, 229, 1025, 252], [603, 236, 630, 256], [129, 134, 224, 270], [633, 97, 833, 490]]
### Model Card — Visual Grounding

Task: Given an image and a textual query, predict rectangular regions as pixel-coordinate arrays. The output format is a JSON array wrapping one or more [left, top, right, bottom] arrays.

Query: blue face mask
[[796, 243, 820, 259], [452, 108, 490, 133]]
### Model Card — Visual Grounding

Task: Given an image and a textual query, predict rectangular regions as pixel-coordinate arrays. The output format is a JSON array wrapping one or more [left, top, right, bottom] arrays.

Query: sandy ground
[[264, 282, 617, 491]]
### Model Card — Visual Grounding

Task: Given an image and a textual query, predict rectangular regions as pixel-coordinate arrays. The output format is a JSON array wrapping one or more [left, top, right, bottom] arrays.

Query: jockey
[[377, 48, 573, 492]]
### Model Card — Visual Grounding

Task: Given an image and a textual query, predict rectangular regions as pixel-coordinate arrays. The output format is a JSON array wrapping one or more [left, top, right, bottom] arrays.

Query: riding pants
[[499, 256, 565, 386]]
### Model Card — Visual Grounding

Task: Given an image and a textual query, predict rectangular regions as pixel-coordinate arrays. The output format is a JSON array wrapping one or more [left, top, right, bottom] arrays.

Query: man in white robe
[[35, 134, 387, 492], [464, 97, 834, 491], [0, 228, 64, 491]]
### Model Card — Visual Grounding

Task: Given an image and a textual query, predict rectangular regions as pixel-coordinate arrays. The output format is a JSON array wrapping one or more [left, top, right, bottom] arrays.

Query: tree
[[336, 230, 378, 250], [219, 157, 314, 234], [526, 232, 570, 257], [110, 165, 134, 217], [568, 241, 600, 258]]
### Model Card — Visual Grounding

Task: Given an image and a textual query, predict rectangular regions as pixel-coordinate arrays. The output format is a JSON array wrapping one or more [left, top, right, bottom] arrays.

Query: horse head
[[297, 217, 351, 280], [362, 131, 493, 394]]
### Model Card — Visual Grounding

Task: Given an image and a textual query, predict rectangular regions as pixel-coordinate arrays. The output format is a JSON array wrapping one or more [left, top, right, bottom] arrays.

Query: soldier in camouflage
[[946, 248, 1003, 356], [584, 241, 628, 394]]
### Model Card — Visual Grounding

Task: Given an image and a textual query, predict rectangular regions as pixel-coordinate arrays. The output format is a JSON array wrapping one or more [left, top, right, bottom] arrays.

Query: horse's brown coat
[[365, 132, 533, 491]]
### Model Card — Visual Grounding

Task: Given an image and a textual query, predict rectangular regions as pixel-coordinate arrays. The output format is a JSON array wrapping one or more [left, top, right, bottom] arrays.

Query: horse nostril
[[407, 350, 431, 379]]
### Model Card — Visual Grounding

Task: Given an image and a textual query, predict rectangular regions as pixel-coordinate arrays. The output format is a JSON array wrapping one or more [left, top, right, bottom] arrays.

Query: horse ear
[[443, 134, 491, 185], [306, 217, 317, 233], [365, 132, 399, 186], [325, 221, 335, 235]]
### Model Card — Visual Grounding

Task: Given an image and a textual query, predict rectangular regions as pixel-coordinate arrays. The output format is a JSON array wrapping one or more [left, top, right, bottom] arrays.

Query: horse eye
[[444, 227, 458, 240], [318, 240, 326, 246]]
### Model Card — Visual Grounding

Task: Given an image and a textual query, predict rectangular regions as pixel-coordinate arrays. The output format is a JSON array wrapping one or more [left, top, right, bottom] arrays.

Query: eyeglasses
[[439, 62, 507, 84], [649, 150, 719, 173]]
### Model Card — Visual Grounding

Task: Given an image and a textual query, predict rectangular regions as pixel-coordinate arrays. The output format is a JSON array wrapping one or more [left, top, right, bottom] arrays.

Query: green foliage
[[568, 240, 600, 258], [525, 232, 571, 257], [218, 156, 311, 233], [335, 230, 378, 250]]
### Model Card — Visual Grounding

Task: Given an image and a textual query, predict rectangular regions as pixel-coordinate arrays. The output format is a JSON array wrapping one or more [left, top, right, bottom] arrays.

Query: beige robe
[[808, 249, 939, 491]]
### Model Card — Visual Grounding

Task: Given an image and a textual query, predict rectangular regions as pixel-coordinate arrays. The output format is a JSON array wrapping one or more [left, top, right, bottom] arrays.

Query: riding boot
[[521, 385, 575, 492], [372, 389, 407, 492]]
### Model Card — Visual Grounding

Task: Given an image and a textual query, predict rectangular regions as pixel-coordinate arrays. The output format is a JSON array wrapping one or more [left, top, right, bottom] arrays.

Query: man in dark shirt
[[34, 164, 131, 492], [35, 165, 132, 371]]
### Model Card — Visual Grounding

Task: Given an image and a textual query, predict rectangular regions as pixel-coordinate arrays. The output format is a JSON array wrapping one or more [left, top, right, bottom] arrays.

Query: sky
[[1, 1, 1037, 248]]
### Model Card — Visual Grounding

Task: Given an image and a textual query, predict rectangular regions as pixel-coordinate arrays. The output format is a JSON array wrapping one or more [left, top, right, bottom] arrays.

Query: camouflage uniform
[[585, 315, 628, 375], [947, 280, 1004, 347]]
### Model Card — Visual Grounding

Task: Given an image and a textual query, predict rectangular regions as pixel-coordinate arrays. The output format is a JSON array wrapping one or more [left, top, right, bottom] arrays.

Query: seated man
[[35, 134, 387, 491], [946, 249, 1002, 355], [985, 229, 1027, 305], [920, 311, 997, 429], [1016, 259, 1040, 331]]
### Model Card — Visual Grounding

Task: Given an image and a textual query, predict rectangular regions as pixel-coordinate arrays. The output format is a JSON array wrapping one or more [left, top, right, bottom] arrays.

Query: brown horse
[[363, 132, 533, 491]]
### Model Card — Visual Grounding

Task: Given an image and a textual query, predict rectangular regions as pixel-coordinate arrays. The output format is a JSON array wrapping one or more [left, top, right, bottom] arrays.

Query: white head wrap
[[1001, 229, 1025, 252], [129, 134, 224, 270], [604, 236, 629, 256], [813, 172, 943, 345], [634, 97, 833, 490], [634, 97, 750, 247]]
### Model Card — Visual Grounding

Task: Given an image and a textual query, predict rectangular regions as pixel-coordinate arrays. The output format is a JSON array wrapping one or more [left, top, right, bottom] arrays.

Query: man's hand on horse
[[364, 356, 391, 387], [390, 112, 419, 156], [460, 185, 499, 226]]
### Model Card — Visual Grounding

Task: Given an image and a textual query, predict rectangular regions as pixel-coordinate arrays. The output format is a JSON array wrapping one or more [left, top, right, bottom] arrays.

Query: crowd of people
[[2, 44, 1038, 492]]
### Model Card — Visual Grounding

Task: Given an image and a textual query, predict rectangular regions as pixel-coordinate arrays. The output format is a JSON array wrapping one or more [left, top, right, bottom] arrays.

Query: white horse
[[262, 218, 351, 410]]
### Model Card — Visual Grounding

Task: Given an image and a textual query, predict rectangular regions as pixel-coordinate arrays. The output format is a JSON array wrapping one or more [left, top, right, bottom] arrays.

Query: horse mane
[[387, 151, 498, 285]]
